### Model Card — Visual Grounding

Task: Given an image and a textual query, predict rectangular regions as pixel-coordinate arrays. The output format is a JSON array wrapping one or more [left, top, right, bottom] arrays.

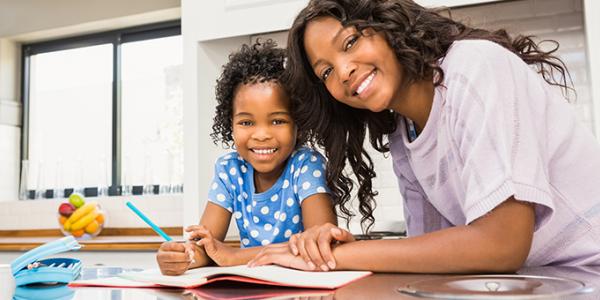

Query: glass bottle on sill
[[121, 155, 132, 196], [35, 160, 44, 199], [54, 159, 64, 199], [98, 156, 110, 197], [19, 160, 29, 200], [143, 154, 156, 195]]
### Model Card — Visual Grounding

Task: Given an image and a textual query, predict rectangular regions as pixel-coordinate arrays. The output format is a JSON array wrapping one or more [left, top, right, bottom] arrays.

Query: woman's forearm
[[333, 225, 528, 273], [333, 198, 534, 273]]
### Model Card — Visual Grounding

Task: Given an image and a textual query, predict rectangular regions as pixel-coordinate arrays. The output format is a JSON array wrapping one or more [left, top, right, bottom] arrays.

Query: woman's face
[[303, 16, 404, 112]]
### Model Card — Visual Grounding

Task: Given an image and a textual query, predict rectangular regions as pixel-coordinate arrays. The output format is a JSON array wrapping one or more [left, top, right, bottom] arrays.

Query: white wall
[[0, 0, 180, 41]]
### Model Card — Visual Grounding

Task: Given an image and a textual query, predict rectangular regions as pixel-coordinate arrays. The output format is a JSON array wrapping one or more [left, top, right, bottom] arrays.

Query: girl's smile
[[250, 147, 278, 160]]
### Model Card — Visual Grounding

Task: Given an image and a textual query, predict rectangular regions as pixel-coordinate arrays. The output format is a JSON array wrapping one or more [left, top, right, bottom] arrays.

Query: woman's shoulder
[[446, 39, 513, 59], [442, 39, 520, 72]]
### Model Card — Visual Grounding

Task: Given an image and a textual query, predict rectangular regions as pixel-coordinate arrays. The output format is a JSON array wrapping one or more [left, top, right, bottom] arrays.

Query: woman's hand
[[156, 241, 196, 275], [186, 225, 238, 266], [288, 223, 355, 271], [247, 243, 314, 271]]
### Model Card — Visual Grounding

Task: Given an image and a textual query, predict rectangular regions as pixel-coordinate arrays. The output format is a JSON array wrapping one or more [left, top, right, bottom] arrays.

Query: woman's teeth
[[252, 148, 277, 154], [356, 71, 375, 95]]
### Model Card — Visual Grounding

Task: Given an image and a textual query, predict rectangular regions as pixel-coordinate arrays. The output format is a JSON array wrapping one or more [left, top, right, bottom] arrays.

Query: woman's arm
[[291, 194, 338, 270], [333, 197, 534, 273]]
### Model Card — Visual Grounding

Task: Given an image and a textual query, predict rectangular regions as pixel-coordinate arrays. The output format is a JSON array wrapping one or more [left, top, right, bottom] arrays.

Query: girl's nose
[[251, 126, 272, 141]]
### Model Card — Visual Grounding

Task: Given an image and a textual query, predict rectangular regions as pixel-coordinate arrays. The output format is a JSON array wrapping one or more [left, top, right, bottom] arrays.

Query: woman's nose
[[339, 61, 357, 85]]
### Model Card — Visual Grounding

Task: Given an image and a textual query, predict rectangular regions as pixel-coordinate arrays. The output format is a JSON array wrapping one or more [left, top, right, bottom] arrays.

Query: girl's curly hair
[[211, 39, 288, 148], [284, 0, 573, 233]]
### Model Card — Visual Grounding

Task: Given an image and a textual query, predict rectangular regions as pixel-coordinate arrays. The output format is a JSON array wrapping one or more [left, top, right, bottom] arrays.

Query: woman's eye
[[238, 120, 253, 126], [344, 35, 358, 51], [321, 67, 332, 81]]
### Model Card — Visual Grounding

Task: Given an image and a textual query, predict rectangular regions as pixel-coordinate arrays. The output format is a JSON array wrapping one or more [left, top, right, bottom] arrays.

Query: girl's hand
[[156, 241, 196, 275], [289, 223, 355, 271], [247, 243, 314, 271], [186, 225, 237, 266]]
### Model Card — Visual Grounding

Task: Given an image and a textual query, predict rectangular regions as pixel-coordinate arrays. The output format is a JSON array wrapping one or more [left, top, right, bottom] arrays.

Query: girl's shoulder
[[289, 147, 326, 163], [214, 151, 246, 168]]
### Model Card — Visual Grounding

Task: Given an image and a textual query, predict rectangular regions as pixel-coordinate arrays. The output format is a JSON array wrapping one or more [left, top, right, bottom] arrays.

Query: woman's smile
[[353, 69, 377, 98]]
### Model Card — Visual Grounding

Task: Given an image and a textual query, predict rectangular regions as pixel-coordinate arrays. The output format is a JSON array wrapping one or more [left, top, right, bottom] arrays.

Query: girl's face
[[303, 16, 404, 112], [232, 82, 297, 178]]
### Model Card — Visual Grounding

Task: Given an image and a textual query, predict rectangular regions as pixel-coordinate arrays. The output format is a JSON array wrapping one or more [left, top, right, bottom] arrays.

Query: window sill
[[0, 227, 241, 251], [0, 194, 183, 230], [0, 236, 241, 251]]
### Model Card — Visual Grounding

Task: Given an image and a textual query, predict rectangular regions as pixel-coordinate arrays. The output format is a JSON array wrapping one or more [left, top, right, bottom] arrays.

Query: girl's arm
[[190, 194, 336, 267], [301, 193, 338, 227], [332, 197, 534, 273], [187, 202, 232, 268]]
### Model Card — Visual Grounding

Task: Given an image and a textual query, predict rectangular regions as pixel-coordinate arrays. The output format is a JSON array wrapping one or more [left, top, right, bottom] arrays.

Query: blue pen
[[126, 201, 172, 241]]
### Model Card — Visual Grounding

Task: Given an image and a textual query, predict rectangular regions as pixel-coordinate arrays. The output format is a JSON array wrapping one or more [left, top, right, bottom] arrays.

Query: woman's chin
[[366, 100, 391, 113]]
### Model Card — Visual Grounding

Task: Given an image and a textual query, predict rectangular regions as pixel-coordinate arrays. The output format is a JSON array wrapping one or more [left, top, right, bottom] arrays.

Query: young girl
[[248, 0, 600, 273], [156, 40, 336, 275]]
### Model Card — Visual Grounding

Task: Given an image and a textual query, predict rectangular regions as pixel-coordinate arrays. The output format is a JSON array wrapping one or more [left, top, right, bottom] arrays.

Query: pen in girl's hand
[[125, 201, 172, 241]]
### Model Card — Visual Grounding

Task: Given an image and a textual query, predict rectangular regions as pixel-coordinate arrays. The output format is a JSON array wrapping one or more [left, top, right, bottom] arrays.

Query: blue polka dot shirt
[[208, 147, 331, 248]]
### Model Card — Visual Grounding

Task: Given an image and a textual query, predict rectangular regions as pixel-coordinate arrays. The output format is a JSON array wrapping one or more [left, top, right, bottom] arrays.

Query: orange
[[59, 216, 67, 225], [85, 220, 100, 234], [95, 213, 105, 224], [71, 229, 85, 237]]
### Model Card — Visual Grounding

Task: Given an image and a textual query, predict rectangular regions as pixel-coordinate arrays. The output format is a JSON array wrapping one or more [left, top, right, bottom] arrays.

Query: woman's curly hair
[[284, 0, 573, 233], [211, 39, 289, 148]]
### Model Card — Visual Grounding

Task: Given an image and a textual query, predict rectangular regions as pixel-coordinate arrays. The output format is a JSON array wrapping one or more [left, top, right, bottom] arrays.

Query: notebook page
[[120, 265, 371, 289]]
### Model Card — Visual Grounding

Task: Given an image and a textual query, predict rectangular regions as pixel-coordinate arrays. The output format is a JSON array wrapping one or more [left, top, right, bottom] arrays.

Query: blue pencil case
[[11, 236, 82, 286]]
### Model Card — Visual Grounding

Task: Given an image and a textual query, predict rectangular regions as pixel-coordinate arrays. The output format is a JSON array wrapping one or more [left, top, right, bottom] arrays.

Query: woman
[[247, 0, 600, 273]]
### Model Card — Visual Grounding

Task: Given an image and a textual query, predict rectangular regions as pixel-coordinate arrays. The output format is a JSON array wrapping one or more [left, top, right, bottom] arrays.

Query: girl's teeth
[[356, 72, 375, 95], [254, 148, 276, 154]]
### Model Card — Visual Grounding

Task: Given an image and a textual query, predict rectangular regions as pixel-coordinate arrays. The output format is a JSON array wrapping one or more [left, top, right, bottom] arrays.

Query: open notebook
[[69, 265, 371, 289]]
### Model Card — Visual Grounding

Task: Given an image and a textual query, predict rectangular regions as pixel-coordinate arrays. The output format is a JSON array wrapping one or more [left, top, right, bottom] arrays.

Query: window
[[21, 21, 182, 199]]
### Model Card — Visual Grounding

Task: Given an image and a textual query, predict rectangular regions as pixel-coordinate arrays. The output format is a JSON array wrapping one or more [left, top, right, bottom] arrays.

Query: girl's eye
[[272, 119, 289, 125], [320, 67, 332, 81], [238, 120, 253, 126], [344, 35, 358, 51]]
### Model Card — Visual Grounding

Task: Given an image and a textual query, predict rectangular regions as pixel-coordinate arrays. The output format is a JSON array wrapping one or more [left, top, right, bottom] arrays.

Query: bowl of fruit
[[58, 193, 106, 239]]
